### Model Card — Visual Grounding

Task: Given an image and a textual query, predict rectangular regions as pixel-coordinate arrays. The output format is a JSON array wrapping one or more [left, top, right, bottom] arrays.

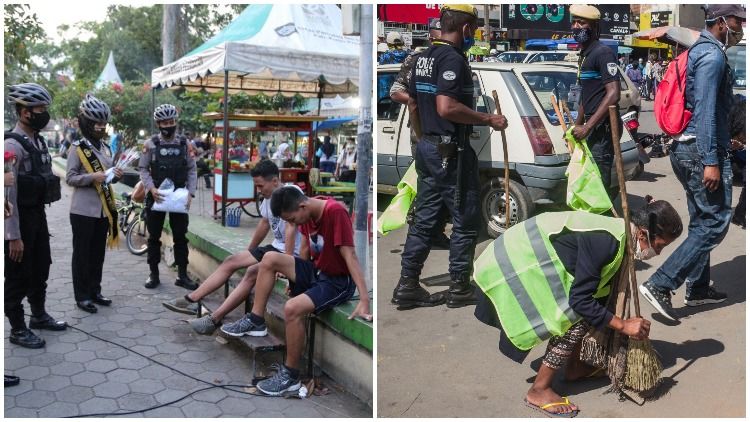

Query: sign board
[[650, 11, 671, 28], [401, 32, 413, 48], [377, 4, 441, 25], [501, 4, 631, 39]]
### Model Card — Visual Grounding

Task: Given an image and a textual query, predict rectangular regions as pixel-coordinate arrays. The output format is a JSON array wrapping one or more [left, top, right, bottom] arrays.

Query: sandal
[[524, 396, 579, 418]]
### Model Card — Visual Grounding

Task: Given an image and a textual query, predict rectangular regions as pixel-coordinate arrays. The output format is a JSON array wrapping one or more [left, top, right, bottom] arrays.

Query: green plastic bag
[[378, 162, 418, 235], [564, 127, 613, 214]]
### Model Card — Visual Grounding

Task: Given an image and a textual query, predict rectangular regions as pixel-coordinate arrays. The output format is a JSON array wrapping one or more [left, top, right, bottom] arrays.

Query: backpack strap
[[4, 131, 37, 154]]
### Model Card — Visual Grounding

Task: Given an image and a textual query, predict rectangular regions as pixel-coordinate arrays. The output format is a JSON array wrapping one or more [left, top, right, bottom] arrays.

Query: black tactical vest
[[149, 136, 188, 189], [4, 131, 61, 207]]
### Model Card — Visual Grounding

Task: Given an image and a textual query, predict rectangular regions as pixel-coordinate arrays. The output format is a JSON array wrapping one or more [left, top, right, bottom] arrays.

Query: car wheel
[[480, 177, 535, 239]]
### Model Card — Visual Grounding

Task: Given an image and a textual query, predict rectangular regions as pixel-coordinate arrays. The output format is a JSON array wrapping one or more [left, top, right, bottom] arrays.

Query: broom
[[607, 105, 662, 393], [492, 90, 511, 230]]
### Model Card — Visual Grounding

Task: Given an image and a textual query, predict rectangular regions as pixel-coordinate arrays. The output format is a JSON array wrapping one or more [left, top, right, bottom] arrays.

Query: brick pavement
[[4, 181, 371, 417]]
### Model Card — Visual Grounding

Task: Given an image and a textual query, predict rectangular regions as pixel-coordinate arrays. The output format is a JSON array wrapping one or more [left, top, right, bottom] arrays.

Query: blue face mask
[[462, 36, 475, 52]]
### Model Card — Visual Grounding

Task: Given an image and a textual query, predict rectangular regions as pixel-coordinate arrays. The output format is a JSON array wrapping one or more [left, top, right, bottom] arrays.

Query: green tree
[[4, 4, 46, 81]]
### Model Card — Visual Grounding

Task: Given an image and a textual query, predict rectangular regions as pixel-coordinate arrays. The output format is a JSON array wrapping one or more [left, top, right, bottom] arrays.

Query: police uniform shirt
[[137, 136, 198, 195], [578, 40, 620, 117], [66, 139, 114, 218], [408, 43, 474, 136], [4, 125, 48, 241]]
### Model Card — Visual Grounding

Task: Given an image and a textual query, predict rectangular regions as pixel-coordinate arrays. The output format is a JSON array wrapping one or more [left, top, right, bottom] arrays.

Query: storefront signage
[[501, 4, 631, 39]]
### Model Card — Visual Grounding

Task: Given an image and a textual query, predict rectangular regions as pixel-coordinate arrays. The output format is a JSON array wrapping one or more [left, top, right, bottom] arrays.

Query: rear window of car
[[498, 53, 527, 63], [527, 52, 568, 63], [521, 71, 579, 125]]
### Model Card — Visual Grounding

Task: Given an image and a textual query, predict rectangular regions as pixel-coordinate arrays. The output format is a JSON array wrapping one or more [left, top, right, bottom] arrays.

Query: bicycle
[[115, 192, 148, 255]]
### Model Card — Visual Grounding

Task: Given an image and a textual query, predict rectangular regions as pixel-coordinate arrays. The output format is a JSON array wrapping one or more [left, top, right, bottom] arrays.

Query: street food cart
[[203, 112, 331, 216]]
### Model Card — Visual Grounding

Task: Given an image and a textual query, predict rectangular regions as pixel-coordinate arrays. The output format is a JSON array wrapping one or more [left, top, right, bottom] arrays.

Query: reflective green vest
[[377, 162, 418, 235], [473, 211, 626, 351]]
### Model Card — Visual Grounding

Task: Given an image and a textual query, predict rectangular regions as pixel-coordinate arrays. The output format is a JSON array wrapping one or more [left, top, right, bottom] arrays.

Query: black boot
[[9, 328, 45, 349], [145, 272, 160, 289], [446, 276, 479, 308], [29, 313, 67, 331], [175, 267, 199, 290], [391, 276, 446, 310]]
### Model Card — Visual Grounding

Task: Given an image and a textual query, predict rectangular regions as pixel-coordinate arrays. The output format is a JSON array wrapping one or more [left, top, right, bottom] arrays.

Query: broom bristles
[[625, 338, 663, 392]]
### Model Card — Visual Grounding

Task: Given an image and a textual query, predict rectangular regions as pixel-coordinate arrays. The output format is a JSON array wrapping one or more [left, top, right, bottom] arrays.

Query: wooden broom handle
[[608, 105, 641, 317], [492, 90, 511, 229]]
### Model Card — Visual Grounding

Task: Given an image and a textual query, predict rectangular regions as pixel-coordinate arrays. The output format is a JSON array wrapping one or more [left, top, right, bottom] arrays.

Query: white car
[[377, 62, 640, 237]]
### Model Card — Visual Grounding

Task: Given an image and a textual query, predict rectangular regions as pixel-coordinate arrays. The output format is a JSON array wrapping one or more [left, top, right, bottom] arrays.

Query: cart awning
[[313, 116, 357, 130]]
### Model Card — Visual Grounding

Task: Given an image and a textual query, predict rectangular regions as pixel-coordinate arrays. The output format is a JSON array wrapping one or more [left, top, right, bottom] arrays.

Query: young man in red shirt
[[247, 186, 371, 396]]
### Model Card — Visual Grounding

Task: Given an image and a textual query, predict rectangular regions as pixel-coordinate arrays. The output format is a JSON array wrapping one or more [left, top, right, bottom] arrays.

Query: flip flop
[[524, 397, 579, 418]]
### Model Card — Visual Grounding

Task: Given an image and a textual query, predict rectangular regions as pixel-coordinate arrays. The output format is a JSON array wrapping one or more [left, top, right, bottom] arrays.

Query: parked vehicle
[[525, 51, 572, 63], [496, 51, 536, 63], [727, 35, 746, 96], [377, 62, 640, 238]]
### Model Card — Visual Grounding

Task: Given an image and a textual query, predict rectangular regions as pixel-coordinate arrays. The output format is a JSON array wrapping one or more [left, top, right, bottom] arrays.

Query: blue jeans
[[647, 141, 733, 294]]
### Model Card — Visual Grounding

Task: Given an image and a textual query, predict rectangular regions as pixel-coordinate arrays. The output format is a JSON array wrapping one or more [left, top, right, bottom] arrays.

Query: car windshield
[[521, 71, 579, 125], [726, 45, 746, 89], [497, 52, 527, 63]]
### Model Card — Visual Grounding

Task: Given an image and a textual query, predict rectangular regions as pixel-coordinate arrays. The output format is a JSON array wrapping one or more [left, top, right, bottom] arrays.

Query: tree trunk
[[162, 5, 189, 65]]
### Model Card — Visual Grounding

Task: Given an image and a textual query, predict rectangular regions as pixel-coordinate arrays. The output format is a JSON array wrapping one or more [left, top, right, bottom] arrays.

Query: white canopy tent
[[151, 4, 359, 98], [150, 4, 360, 225], [95, 51, 123, 89]]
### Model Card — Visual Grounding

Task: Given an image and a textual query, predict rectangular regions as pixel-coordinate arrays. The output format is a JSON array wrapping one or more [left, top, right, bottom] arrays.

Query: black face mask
[[27, 110, 51, 131], [160, 125, 177, 138], [573, 27, 593, 44]]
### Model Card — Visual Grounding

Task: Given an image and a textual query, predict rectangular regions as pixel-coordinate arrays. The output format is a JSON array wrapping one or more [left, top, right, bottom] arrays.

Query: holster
[[437, 136, 458, 160]]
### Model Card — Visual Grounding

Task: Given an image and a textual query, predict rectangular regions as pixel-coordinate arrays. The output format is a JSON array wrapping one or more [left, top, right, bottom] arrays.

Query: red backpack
[[654, 39, 714, 136]]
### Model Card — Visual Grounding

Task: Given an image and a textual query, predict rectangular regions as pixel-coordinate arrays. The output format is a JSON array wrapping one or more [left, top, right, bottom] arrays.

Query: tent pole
[[221, 70, 230, 227]]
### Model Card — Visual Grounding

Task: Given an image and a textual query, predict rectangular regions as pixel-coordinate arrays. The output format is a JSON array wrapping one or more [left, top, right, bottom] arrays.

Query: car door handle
[[383, 127, 395, 134]]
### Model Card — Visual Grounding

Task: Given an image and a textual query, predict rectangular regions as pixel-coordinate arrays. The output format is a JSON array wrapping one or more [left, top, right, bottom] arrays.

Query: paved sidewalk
[[4, 181, 371, 417]]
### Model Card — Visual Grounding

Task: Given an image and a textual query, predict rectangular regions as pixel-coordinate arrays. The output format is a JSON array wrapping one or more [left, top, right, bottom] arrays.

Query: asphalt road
[[375, 101, 746, 417]]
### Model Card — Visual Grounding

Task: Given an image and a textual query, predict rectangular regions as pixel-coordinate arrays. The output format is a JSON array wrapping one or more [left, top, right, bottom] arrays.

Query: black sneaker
[[9, 329, 45, 349], [257, 364, 301, 396], [639, 281, 678, 321], [684, 286, 728, 307]]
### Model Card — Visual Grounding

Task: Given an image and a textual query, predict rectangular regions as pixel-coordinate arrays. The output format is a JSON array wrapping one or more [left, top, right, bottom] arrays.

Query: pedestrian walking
[[730, 96, 746, 228], [4, 82, 67, 349], [643, 55, 655, 100], [474, 201, 682, 417], [66, 94, 123, 313], [568, 4, 623, 198], [393, 4, 508, 310], [138, 104, 199, 290], [639, 4, 745, 321]]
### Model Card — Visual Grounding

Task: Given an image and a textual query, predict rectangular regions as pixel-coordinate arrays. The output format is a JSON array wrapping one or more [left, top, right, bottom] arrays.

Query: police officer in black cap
[[138, 104, 199, 290], [393, 4, 508, 310], [5, 82, 67, 349]]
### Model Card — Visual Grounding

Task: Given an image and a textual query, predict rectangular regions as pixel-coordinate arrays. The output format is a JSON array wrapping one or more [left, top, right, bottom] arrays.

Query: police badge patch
[[442, 71, 456, 81], [607, 63, 618, 76]]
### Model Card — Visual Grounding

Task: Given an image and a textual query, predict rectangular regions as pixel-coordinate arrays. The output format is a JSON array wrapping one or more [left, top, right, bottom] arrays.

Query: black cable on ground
[[21, 316, 286, 418]]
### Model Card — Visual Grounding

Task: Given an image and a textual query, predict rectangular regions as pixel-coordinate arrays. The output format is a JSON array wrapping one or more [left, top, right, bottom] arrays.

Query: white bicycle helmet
[[79, 94, 111, 123], [8, 82, 52, 107], [153, 104, 178, 121]]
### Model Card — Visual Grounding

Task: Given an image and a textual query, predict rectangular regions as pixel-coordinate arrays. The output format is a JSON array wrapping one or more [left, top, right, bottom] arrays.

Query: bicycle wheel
[[241, 200, 262, 218], [126, 216, 149, 255]]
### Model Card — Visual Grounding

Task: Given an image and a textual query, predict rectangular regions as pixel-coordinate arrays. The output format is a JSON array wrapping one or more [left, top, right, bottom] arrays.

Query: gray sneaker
[[220, 314, 268, 337], [188, 315, 218, 335], [257, 364, 301, 396], [163, 297, 200, 315]]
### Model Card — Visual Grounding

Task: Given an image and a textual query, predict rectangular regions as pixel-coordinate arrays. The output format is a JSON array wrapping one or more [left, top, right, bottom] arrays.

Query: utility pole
[[354, 4, 373, 288], [484, 5, 490, 42]]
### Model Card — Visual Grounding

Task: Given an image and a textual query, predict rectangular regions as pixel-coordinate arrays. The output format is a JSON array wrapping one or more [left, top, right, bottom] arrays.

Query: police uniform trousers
[[586, 115, 623, 199], [4, 206, 51, 330], [401, 138, 481, 279], [70, 214, 109, 302], [145, 195, 189, 268]]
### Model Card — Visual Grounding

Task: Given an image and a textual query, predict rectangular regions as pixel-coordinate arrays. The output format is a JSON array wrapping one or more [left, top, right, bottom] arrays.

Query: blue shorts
[[291, 258, 355, 314], [249, 244, 281, 262]]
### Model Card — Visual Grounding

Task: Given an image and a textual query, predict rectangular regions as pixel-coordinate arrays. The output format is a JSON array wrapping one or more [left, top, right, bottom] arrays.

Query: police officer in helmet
[[66, 94, 123, 313], [394, 5, 508, 309], [5, 82, 67, 349], [138, 104, 198, 290]]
